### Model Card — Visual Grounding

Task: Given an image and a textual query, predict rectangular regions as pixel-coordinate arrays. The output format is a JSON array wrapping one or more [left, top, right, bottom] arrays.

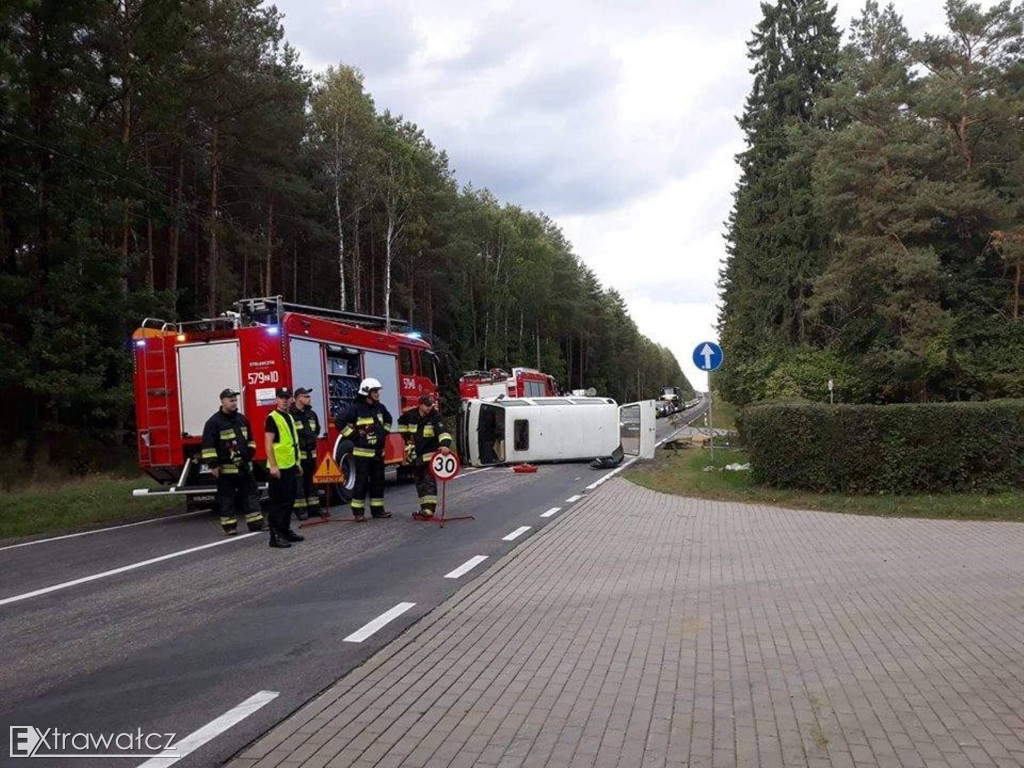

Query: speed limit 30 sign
[[430, 451, 460, 481]]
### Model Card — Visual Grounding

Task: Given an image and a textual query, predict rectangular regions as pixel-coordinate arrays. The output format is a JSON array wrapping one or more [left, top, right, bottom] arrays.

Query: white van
[[457, 396, 656, 467]]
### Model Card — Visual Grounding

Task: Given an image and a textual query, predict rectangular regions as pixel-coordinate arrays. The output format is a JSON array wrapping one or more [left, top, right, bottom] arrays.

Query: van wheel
[[332, 437, 357, 504]]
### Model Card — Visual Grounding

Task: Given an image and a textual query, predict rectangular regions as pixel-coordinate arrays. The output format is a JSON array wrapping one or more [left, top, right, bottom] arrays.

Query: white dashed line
[[502, 526, 532, 542], [0, 533, 261, 608], [445, 555, 489, 579], [540, 507, 562, 518], [136, 690, 279, 767], [343, 602, 416, 643], [565, 495, 583, 503]]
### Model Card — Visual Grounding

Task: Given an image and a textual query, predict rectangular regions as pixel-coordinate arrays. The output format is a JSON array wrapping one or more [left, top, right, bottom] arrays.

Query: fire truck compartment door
[[177, 341, 242, 438], [289, 337, 327, 436], [619, 400, 656, 459], [362, 351, 400, 421]]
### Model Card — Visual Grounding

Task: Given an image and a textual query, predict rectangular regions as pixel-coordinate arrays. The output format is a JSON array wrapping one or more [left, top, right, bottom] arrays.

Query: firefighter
[[290, 386, 322, 520], [264, 387, 305, 549], [398, 394, 453, 520], [336, 377, 393, 521], [200, 388, 264, 535]]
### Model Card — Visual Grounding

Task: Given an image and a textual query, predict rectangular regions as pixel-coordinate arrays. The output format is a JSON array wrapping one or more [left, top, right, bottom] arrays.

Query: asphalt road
[[0, 406, 703, 768]]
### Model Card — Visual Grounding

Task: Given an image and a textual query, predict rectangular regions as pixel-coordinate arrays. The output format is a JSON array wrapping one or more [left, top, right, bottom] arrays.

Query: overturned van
[[457, 396, 656, 467]]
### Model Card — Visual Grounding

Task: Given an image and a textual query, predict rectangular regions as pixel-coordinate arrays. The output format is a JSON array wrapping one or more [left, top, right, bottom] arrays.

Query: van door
[[619, 400, 656, 459]]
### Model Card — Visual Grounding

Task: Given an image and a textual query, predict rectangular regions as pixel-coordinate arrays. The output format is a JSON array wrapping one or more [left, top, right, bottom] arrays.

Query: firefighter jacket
[[200, 410, 256, 474], [398, 408, 453, 465], [290, 405, 321, 462], [337, 399, 393, 460]]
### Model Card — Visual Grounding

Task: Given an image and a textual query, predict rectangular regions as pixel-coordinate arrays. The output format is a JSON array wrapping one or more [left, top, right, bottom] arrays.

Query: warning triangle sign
[[313, 454, 346, 484]]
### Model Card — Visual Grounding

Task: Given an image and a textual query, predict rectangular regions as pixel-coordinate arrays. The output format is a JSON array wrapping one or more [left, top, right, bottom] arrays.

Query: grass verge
[[0, 475, 184, 542], [627, 446, 1024, 522]]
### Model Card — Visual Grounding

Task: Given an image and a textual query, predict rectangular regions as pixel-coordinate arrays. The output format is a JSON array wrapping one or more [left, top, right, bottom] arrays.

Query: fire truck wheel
[[332, 437, 356, 503]]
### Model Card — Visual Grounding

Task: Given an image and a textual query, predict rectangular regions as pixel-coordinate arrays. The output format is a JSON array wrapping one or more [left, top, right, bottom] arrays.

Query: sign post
[[692, 342, 724, 462], [828, 378, 834, 405], [302, 454, 350, 528], [415, 452, 474, 528]]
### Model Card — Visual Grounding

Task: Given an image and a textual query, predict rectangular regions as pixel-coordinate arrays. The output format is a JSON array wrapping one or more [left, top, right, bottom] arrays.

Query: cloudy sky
[[271, 0, 978, 389]]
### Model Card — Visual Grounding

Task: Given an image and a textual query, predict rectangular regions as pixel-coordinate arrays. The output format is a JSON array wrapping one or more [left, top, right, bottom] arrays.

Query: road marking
[[0, 511, 207, 553], [565, 494, 582, 503], [540, 507, 562, 518], [0, 533, 260, 608], [136, 690, 279, 767], [585, 457, 640, 490], [344, 602, 416, 643], [445, 555, 489, 579], [502, 526, 532, 541], [452, 467, 492, 481]]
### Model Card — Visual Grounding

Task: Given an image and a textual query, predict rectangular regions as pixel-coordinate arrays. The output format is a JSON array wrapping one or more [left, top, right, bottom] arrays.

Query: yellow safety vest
[[269, 410, 299, 470]]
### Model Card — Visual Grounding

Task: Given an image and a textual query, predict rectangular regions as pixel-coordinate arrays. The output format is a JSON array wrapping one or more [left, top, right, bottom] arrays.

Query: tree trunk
[[1015, 258, 1021, 321], [207, 123, 220, 316], [385, 213, 394, 332], [264, 195, 274, 295], [353, 208, 362, 312], [168, 149, 183, 304], [535, 319, 541, 369], [334, 142, 345, 309]]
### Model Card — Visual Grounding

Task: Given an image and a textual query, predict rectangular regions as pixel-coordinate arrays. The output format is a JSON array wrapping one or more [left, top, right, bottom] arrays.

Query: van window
[[514, 419, 529, 451], [399, 347, 414, 376]]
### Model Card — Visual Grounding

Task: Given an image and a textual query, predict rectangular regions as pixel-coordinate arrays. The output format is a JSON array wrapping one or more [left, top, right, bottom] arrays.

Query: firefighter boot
[[412, 509, 433, 521], [245, 512, 265, 532], [282, 529, 305, 543], [269, 531, 291, 549], [220, 517, 238, 536]]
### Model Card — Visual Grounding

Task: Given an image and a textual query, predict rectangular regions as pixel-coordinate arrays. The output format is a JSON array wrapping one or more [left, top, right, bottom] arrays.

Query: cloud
[[272, 0, 1001, 387]]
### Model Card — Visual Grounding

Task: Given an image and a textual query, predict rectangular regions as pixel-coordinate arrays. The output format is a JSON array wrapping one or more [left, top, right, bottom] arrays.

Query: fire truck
[[458, 367, 558, 400], [131, 296, 440, 509]]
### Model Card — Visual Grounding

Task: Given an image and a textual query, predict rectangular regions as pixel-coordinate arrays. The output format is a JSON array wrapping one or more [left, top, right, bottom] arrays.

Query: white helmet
[[358, 377, 383, 396]]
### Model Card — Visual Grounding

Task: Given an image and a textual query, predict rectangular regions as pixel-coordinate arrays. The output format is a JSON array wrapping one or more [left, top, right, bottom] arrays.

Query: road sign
[[430, 451, 460, 481], [313, 454, 345, 485], [693, 342, 724, 372]]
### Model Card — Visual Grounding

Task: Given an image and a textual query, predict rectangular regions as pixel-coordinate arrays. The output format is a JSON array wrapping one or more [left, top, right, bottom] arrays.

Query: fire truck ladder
[[137, 319, 175, 467], [234, 296, 411, 331]]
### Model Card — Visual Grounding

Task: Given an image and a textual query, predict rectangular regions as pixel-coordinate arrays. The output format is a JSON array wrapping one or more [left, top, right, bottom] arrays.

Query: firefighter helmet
[[358, 377, 383, 396]]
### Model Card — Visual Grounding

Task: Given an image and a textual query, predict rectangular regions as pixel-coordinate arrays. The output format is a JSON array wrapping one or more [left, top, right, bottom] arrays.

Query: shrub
[[739, 399, 1024, 493]]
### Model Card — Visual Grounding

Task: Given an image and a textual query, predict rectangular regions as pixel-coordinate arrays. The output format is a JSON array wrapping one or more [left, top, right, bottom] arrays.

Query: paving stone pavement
[[228, 479, 1024, 768]]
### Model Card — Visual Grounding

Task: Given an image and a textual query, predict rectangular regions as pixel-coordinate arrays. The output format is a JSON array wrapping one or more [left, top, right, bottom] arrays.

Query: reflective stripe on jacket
[[200, 410, 255, 473], [291, 406, 320, 461], [337, 399, 393, 460], [397, 408, 453, 464]]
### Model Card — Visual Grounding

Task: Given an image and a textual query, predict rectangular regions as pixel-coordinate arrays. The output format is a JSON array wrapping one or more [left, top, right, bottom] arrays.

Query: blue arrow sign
[[692, 341, 723, 372]]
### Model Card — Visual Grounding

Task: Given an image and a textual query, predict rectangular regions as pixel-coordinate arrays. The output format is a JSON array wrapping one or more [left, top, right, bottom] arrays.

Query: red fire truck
[[458, 367, 558, 400], [131, 296, 440, 509]]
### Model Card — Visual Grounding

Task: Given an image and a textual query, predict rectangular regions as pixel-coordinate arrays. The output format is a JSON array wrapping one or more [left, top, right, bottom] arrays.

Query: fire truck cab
[[459, 367, 558, 400], [131, 296, 440, 508]]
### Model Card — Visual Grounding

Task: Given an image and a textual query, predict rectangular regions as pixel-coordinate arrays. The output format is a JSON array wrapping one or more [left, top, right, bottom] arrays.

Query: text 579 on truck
[[131, 296, 440, 509]]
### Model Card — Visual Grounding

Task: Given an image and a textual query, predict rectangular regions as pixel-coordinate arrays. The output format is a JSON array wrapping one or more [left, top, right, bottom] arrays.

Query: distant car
[[655, 402, 671, 418]]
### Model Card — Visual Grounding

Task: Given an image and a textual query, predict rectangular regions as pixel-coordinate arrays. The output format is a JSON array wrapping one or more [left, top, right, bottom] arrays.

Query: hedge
[[738, 399, 1024, 493]]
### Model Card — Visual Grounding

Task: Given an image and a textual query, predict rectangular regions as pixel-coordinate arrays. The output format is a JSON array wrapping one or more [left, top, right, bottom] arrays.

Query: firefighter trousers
[[267, 466, 298, 536], [413, 463, 438, 515], [216, 472, 263, 533], [294, 457, 321, 517], [351, 457, 386, 517]]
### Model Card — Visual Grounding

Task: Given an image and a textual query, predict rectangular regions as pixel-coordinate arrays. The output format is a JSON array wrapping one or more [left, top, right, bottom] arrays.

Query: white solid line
[[0, 533, 260, 608], [565, 494, 582, 503], [0, 511, 207, 553], [540, 507, 562, 518], [136, 690, 279, 768], [445, 555, 489, 579], [502, 526, 532, 542], [344, 602, 416, 643]]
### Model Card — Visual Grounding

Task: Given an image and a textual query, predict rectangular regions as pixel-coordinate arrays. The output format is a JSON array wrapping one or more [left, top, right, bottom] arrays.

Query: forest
[[0, 0, 691, 468], [719, 0, 1024, 406]]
